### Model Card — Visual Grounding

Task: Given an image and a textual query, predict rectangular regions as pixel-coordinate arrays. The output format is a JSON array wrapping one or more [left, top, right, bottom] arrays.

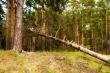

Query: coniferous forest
[[0, 0, 110, 73]]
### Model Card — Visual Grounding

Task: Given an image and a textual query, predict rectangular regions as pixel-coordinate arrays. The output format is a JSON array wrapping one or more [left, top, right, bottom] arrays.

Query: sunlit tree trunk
[[13, 0, 24, 52], [74, 14, 79, 44], [108, 16, 110, 54], [31, 14, 37, 51], [41, 0, 46, 49], [6, 0, 15, 49], [81, 17, 85, 46], [106, 10, 110, 54], [89, 11, 97, 51], [40, 0, 48, 50], [72, 12, 79, 51], [72, 14, 75, 42], [58, 16, 66, 49], [92, 26, 97, 51]]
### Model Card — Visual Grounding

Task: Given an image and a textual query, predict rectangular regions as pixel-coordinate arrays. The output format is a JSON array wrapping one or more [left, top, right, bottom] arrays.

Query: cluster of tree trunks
[[6, 0, 24, 52], [6, 0, 110, 64]]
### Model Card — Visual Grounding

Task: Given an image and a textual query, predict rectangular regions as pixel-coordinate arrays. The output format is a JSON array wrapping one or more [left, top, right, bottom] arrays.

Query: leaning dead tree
[[27, 30, 110, 64]]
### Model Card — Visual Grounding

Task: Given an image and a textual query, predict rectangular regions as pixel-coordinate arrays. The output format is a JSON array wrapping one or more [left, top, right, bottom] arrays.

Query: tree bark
[[105, 9, 110, 54], [81, 17, 85, 46], [13, 0, 24, 53], [27, 30, 110, 64], [6, 0, 15, 49], [38, 0, 48, 50]]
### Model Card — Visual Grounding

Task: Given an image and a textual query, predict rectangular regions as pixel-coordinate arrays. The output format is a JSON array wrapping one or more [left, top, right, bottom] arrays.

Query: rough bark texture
[[13, 0, 24, 52], [6, 0, 15, 49], [28, 30, 110, 64]]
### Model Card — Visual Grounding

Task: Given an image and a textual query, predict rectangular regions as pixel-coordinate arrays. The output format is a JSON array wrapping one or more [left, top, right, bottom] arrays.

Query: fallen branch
[[27, 30, 110, 64]]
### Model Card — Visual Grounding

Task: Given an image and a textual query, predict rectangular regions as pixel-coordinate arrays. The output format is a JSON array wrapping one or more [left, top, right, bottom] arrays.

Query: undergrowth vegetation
[[0, 50, 110, 73]]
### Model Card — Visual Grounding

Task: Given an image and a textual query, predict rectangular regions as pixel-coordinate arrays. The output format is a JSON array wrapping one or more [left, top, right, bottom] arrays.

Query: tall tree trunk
[[6, 0, 15, 49], [90, 11, 96, 51], [81, 17, 85, 46], [13, 0, 24, 53], [75, 14, 79, 44], [58, 18, 66, 49], [105, 9, 110, 54], [40, 0, 48, 50], [92, 26, 97, 51], [72, 13, 79, 45]]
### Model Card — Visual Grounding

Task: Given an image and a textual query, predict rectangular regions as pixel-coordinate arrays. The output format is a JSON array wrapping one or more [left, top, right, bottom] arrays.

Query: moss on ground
[[0, 50, 110, 73]]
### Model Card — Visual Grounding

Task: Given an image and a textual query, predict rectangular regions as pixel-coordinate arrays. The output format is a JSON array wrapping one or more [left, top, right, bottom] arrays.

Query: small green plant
[[48, 68, 54, 73], [96, 65, 103, 73]]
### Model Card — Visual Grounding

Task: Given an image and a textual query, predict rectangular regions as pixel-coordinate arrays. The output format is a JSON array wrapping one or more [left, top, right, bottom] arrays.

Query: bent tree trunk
[[28, 31, 110, 64], [13, 0, 24, 52]]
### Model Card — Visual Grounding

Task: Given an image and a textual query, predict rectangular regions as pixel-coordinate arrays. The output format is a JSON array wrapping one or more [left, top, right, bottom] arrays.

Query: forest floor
[[0, 50, 110, 73]]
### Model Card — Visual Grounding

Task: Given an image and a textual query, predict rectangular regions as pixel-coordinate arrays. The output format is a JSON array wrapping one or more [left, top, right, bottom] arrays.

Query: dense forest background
[[0, 0, 110, 54]]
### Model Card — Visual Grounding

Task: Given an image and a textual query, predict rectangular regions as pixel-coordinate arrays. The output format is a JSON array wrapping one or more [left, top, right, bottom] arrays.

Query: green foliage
[[23, 0, 110, 52], [80, 0, 95, 7], [0, 4, 4, 20], [46, 0, 68, 13], [25, 0, 68, 13], [0, 4, 4, 14]]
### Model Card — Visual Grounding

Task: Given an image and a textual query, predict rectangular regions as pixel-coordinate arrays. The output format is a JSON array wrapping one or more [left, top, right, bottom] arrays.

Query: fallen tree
[[27, 30, 110, 64]]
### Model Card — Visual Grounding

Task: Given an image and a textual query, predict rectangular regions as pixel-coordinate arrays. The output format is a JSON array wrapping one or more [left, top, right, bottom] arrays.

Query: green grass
[[0, 50, 110, 73]]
